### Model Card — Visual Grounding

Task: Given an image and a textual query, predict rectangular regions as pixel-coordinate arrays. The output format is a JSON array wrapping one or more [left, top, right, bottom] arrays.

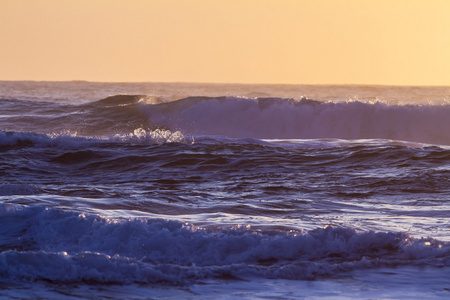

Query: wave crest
[[143, 97, 450, 145], [0, 129, 192, 149], [0, 205, 448, 284]]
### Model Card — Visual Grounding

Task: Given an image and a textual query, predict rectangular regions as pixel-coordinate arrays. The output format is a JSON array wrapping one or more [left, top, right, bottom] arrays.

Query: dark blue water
[[0, 82, 449, 299]]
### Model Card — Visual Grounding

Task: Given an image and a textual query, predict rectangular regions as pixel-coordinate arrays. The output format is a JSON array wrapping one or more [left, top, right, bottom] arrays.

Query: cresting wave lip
[[0, 205, 448, 284]]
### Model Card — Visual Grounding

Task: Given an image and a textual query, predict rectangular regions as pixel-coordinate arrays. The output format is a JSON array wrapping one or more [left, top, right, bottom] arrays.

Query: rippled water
[[0, 81, 449, 299]]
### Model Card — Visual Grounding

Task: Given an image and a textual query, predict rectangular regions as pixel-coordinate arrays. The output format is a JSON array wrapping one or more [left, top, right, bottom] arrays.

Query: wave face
[[2, 94, 449, 145], [1, 205, 448, 284], [144, 96, 450, 145]]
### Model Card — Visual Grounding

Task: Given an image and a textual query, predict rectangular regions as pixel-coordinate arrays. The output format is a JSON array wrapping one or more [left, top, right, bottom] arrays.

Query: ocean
[[0, 81, 449, 299]]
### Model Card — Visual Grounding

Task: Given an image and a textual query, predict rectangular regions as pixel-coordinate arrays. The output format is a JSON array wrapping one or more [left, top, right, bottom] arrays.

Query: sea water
[[0, 81, 449, 299]]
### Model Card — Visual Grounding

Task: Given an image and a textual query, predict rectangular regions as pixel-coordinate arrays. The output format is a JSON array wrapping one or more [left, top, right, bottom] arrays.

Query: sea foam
[[0, 205, 448, 284], [0, 129, 191, 149]]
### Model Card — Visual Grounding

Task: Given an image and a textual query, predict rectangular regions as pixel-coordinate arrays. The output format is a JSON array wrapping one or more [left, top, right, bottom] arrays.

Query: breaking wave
[[0, 205, 448, 284], [0, 129, 191, 149], [143, 96, 450, 145], [2, 95, 450, 145]]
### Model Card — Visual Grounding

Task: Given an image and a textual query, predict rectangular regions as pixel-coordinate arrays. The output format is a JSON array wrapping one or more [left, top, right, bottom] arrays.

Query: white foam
[[110, 128, 193, 144], [0, 129, 192, 149], [0, 206, 448, 284]]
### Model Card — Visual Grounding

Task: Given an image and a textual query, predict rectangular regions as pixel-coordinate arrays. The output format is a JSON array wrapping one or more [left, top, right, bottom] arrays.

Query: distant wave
[[142, 96, 450, 145], [2, 95, 450, 145], [0, 205, 448, 284]]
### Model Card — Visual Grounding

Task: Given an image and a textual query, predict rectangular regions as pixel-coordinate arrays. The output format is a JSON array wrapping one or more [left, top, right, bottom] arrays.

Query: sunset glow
[[1, 0, 449, 85]]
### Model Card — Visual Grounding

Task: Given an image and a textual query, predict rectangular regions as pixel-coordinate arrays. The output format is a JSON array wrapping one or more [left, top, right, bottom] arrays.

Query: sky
[[1, 0, 449, 85]]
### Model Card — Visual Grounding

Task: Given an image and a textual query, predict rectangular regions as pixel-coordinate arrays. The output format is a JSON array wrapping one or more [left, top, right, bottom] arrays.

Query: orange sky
[[1, 0, 449, 85]]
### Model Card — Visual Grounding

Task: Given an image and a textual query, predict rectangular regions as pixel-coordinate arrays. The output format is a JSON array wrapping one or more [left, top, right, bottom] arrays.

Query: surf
[[0, 204, 448, 284], [142, 96, 450, 145]]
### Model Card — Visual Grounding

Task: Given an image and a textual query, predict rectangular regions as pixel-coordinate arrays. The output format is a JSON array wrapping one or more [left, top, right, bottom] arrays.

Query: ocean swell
[[143, 97, 450, 145], [2, 95, 449, 145]]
